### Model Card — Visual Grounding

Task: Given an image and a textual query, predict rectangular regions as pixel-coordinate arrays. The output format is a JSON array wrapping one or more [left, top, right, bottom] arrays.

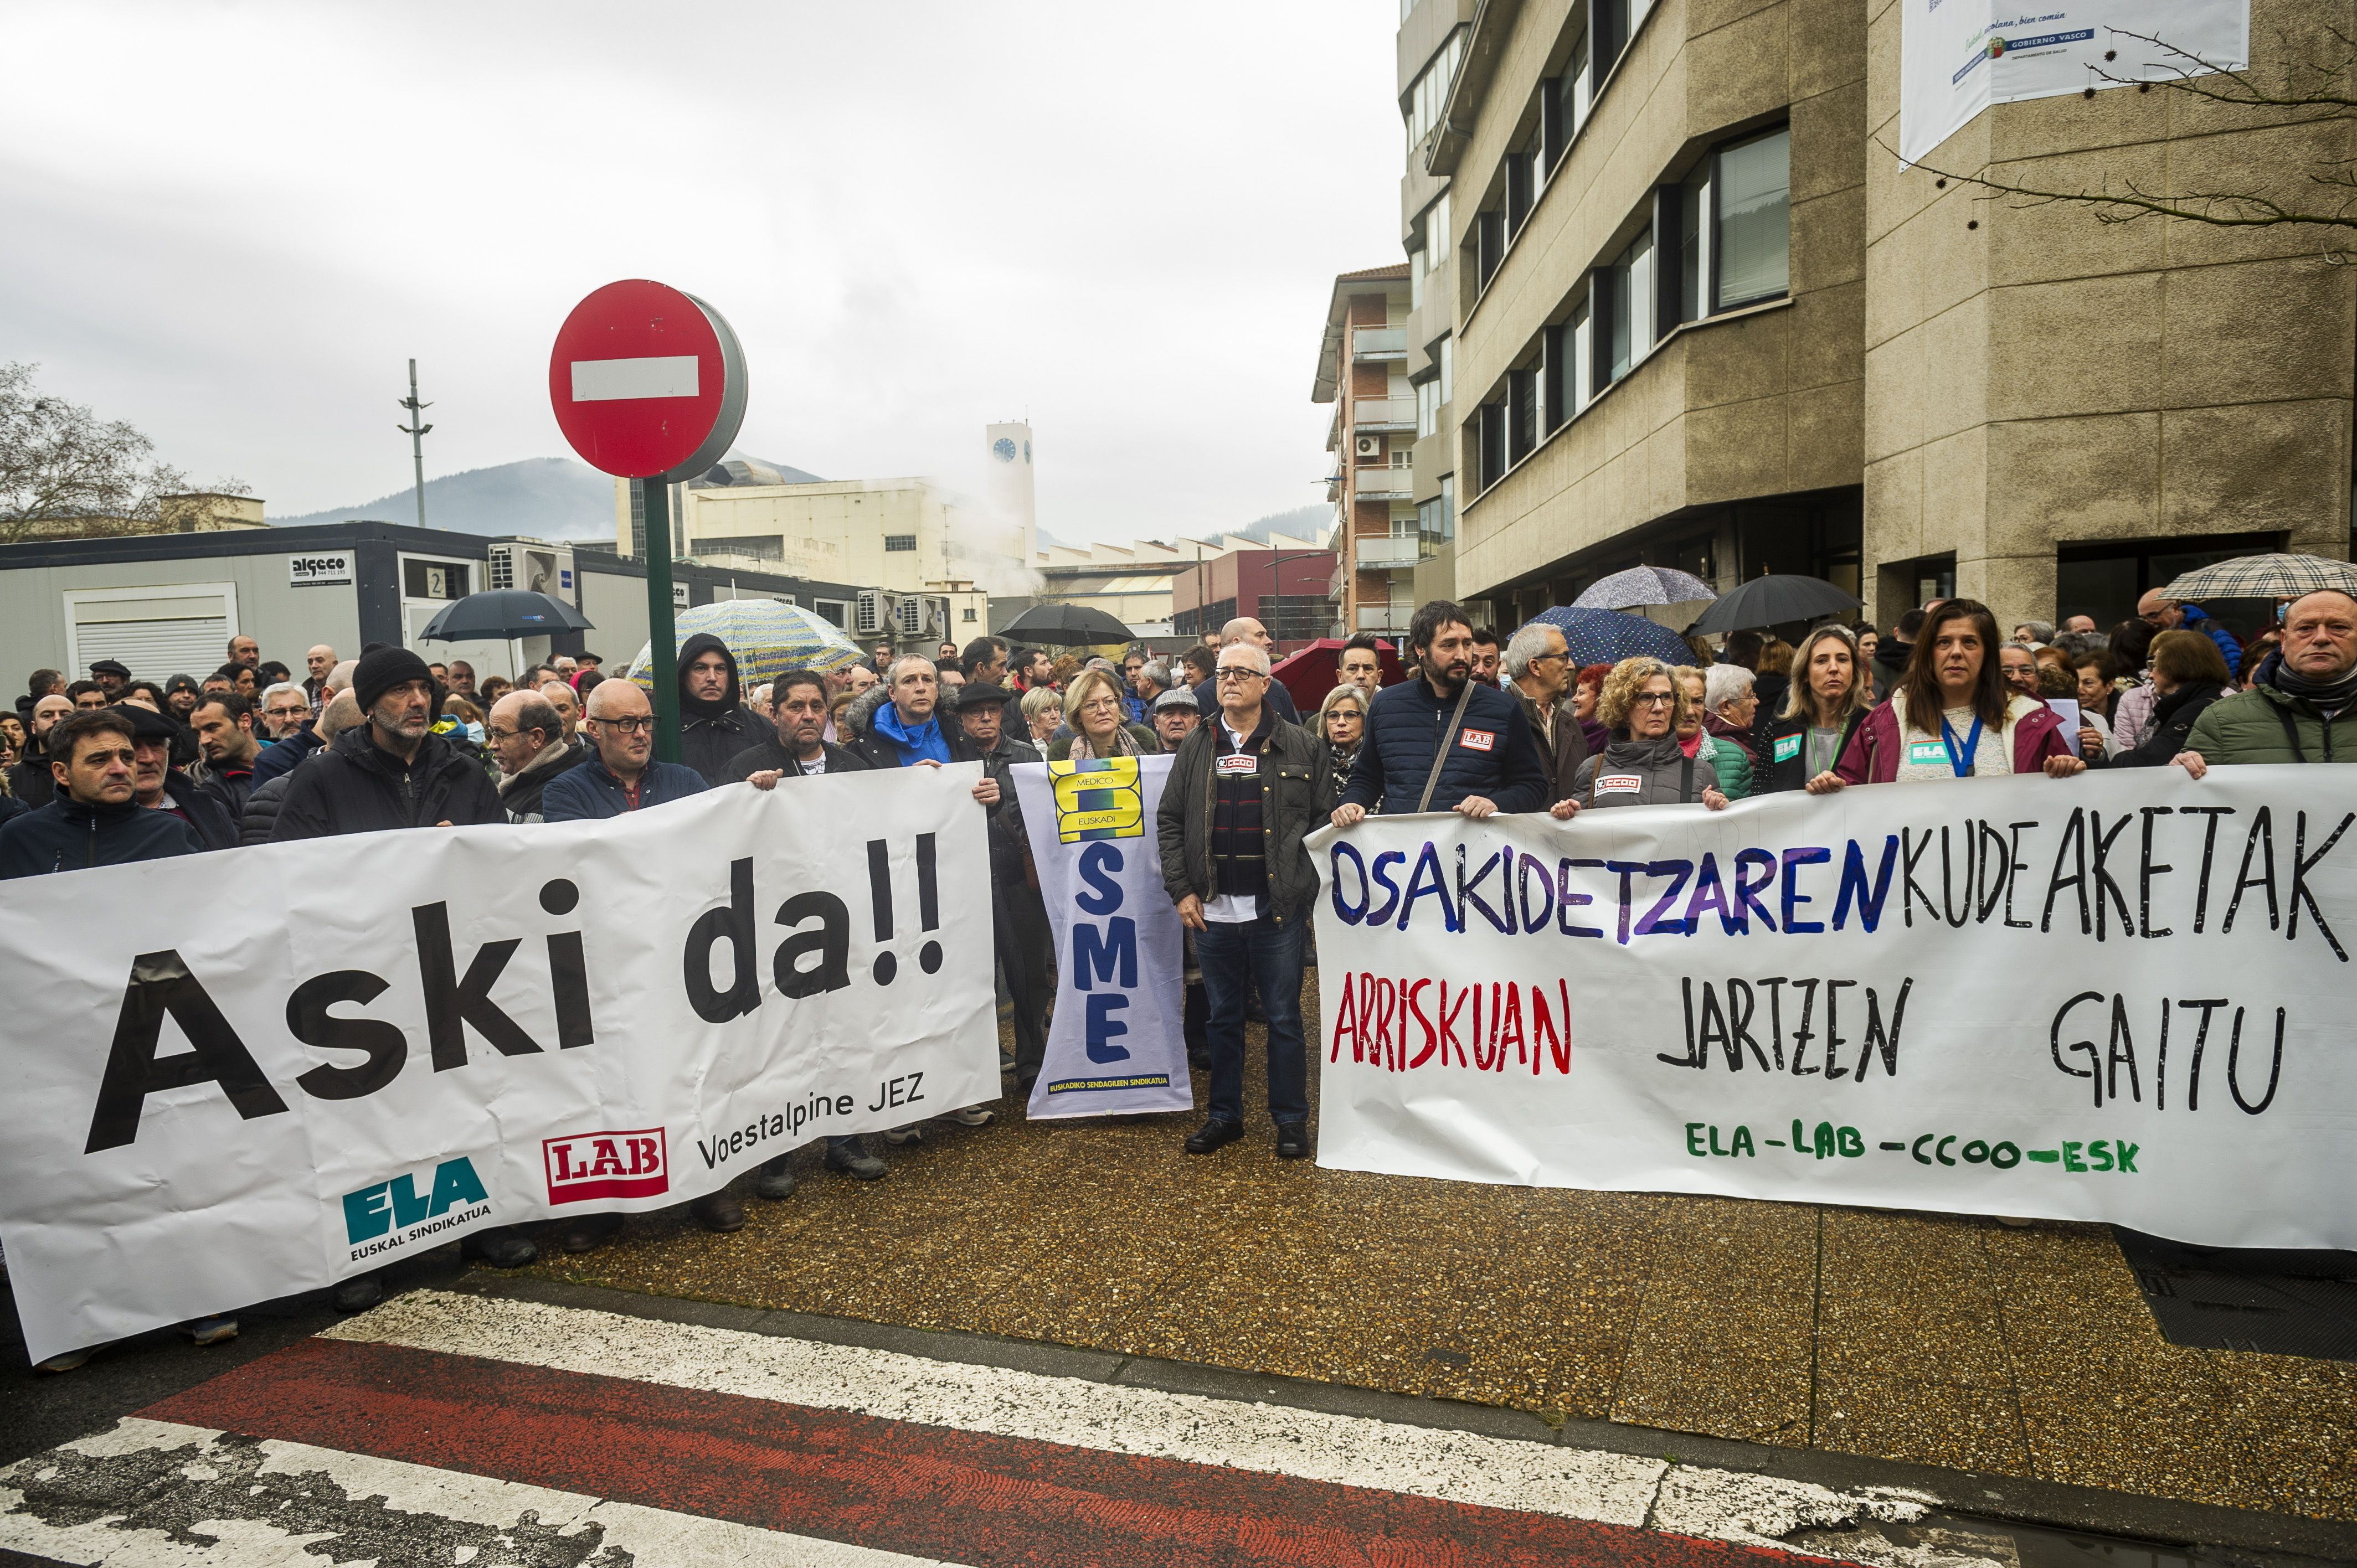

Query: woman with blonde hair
[[1021, 685, 1062, 751], [1048, 666, 1156, 760], [1757, 623, 1874, 793], [1563, 656, 1730, 813], [1315, 682, 1369, 800]]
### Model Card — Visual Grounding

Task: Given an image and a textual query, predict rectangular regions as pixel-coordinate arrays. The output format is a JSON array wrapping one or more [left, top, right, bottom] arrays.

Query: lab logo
[[543, 1127, 669, 1204], [1048, 759, 1144, 844], [1459, 727, 1496, 752], [342, 1156, 491, 1246]]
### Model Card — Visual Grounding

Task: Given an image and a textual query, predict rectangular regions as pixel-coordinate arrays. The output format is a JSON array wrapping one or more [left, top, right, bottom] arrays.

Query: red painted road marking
[[143, 1335, 1833, 1568]]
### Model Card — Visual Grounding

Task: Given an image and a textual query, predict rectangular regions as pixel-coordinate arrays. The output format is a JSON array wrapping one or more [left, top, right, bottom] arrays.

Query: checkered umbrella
[[2160, 554, 2357, 602], [1571, 565, 1717, 610], [1524, 605, 1698, 666], [623, 599, 864, 688]]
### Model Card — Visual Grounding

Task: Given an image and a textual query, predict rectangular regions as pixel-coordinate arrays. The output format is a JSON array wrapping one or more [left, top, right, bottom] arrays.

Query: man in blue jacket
[[1, 707, 202, 879], [541, 679, 708, 822], [2138, 590, 2243, 678], [1331, 600, 1547, 826]]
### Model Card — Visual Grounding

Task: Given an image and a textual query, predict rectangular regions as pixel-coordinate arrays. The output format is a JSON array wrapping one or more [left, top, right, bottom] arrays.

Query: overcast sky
[[0, 3, 1402, 545]]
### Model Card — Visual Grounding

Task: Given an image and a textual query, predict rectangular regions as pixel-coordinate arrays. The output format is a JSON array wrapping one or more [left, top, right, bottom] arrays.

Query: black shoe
[[824, 1140, 888, 1181], [1184, 1118, 1244, 1155], [1275, 1123, 1313, 1160], [1186, 1048, 1211, 1071], [461, 1231, 538, 1268], [755, 1154, 797, 1200], [560, 1213, 624, 1254], [331, 1275, 383, 1312], [691, 1194, 746, 1233]]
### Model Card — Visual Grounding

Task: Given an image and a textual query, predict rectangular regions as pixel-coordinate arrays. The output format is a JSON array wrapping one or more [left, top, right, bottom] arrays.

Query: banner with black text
[[0, 770, 998, 1363], [1309, 767, 2356, 1250]]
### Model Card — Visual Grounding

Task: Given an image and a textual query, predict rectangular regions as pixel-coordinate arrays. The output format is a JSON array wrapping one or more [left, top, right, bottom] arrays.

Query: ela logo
[[543, 1128, 669, 1204], [342, 1157, 490, 1244]]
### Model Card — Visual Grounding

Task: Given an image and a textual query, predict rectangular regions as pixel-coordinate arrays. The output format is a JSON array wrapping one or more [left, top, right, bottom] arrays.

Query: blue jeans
[[1196, 915, 1308, 1127]]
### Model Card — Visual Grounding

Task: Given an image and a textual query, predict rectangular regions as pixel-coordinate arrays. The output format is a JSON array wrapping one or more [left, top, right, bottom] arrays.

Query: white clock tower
[[985, 420, 1036, 564]]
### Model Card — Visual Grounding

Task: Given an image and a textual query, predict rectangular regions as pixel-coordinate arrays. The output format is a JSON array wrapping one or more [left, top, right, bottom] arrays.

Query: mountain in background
[[1227, 505, 1330, 545], [271, 457, 624, 540]]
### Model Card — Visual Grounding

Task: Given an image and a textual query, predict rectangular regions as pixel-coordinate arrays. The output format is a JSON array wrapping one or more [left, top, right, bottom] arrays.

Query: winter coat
[[1511, 685, 1591, 809], [540, 755, 709, 822], [158, 770, 239, 851], [198, 761, 257, 819], [271, 726, 507, 840], [1754, 708, 1869, 794], [2182, 653, 2356, 765], [497, 739, 580, 823], [721, 738, 874, 782], [6, 754, 55, 811], [847, 709, 992, 775], [1341, 677, 1547, 816], [251, 723, 325, 787], [0, 795, 203, 878], [675, 632, 763, 785], [0, 794, 25, 829], [1156, 710, 1329, 926], [2179, 605, 2244, 680], [1699, 734, 1751, 799], [240, 772, 292, 845], [2097, 681, 2227, 768], [1833, 693, 2071, 785], [1047, 725, 1157, 761], [1571, 734, 1722, 808]]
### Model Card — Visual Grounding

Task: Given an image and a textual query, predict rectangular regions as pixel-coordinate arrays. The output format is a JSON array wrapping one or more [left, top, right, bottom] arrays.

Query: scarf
[[871, 700, 951, 766], [1066, 721, 1141, 760], [2262, 650, 2357, 711]]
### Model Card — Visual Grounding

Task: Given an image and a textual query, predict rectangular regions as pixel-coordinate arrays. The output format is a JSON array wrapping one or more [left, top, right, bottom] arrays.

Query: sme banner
[[1308, 766, 2356, 1251], [0, 769, 997, 1364], [1011, 756, 1193, 1120]]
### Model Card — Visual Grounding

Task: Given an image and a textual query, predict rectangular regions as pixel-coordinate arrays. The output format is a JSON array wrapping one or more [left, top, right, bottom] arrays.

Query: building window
[[814, 599, 848, 627], [1505, 147, 1535, 241], [1404, 27, 1468, 153], [1474, 208, 1505, 291], [1438, 334, 1454, 406], [963, 605, 977, 621], [1417, 374, 1442, 438], [1542, 323, 1567, 434], [883, 534, 917, 553], [1417, 474, 1457, 554], [1602, 228, 1654, 385], [1715, 126, 1790, 308], [403, 559, 470, 600], [1476, 400, 1509, 491], [1508, 367, 1538, 465], [692, 534, 784, 561]]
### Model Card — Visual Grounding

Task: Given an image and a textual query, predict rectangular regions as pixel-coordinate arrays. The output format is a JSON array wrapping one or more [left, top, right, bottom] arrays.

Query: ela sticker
[[1774, 734, 1803, 764], [1908, 740, 1951, 766]]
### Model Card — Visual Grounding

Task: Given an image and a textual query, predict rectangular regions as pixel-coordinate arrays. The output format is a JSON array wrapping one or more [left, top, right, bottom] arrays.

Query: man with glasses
[[1156, 641, 1330, 1160], [1504, 623, 1589, 809], [257, 682, 312, 742], [1332, 600, 1546, 826], [2136, 589, 2243, 678], [541, 680, 707, 822], [1189, 618, 1301, 723], [488, 689, 575, 822]]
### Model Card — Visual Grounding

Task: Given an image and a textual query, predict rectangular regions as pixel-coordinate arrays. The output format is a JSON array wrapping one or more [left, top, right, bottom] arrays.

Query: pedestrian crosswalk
[[0, 1288, 1953, 1566]]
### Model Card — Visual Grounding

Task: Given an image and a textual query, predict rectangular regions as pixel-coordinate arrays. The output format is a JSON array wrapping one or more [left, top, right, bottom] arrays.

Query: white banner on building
[[1011, 757, 1193, 1120], [1309, 767, 2356, 1251], [0, 771, 998, 1363], [1900, 1, 2249, 166]]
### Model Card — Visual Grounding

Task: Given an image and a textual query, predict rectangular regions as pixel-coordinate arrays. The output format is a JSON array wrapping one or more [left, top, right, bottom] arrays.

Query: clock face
[[993, 437, 1017, 463]]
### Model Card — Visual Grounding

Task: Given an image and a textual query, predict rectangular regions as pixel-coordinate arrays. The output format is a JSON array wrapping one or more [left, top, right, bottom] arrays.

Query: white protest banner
[[1011, 756, 1192, 1120], [1309, 767, 2356, 1251], [0, 770, 997, 1364], [1900, 1, 2248, 166]]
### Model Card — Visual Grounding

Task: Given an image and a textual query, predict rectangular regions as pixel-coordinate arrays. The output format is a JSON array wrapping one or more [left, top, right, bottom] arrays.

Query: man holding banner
[[1157, 641, 1331, 1159]]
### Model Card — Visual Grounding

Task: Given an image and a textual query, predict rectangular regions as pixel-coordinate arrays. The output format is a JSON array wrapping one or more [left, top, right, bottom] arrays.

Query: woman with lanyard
[[1756, 623, 1873, 793], [1808, 598, 2082, 793]]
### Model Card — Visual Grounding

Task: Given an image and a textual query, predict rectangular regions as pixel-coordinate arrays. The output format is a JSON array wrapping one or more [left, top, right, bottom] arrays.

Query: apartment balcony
[[1356, 605, 1411, 633], [1352, 465, 1414, 501], [1353, 535, 1422, 570], [1352, 327, 1408, 363], [1351, 396, 1416, 432]]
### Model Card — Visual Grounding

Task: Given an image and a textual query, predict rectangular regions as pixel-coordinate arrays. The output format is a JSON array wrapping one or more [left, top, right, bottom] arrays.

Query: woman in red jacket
[[1806, 599, 2084, 793]]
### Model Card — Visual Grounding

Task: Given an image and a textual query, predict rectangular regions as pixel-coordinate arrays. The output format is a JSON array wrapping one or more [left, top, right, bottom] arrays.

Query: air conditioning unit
[[488, 540, 575, 603], [1354, 434, 1382, 459], [855, 590, 902, 637]]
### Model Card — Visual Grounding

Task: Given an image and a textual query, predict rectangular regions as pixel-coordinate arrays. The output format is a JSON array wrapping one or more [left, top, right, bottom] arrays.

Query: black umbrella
[[419, 590, 594, 641], [997, 602, 1134, 646], [1688, 574, 1859, 635]]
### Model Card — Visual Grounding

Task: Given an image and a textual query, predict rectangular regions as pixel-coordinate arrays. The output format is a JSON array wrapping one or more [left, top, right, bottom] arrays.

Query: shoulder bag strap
[[1414, 682, 1478, 814]]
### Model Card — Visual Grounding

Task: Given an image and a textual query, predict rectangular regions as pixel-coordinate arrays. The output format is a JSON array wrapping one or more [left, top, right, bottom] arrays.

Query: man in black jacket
[[273, 648, 506, 841], [951, 682, 1053, 1093], [8, 693, 73, 810], [487, 689, 575, 822], [1, 708, 203, 878], [191, 693, 263, 818], [676, 633, 761, 785], [1156, 642, 1330, 1160], [119, 702, 238, 852]]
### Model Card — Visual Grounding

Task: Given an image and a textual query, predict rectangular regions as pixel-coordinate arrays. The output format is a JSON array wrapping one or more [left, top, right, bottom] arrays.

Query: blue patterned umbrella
[[623, 599, 864, 688], [1571, 565, 1717, 610], [1524, 605, 1698, 666]]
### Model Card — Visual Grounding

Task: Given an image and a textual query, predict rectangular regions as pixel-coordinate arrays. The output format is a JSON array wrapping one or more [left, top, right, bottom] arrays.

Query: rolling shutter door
[[66, 587, 236, 684]]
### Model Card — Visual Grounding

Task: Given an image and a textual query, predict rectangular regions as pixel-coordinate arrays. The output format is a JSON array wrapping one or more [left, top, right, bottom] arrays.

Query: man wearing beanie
[[270, 644, 523, 1302]]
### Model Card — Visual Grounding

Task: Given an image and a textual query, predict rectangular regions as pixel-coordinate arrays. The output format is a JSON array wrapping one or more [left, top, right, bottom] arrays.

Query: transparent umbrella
[[624, 599, 865, 688]]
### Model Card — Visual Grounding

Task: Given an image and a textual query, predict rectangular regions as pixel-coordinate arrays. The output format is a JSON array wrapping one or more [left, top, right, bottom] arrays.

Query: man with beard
[[1331, 600, 1546, 826], [675, 633, 760, 784], [8, 693, 73, 809], [189, 693, 263, 817]]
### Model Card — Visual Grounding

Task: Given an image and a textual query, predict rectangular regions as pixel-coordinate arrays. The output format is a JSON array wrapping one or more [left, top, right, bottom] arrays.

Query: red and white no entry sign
[[548, 280, 747, 481]]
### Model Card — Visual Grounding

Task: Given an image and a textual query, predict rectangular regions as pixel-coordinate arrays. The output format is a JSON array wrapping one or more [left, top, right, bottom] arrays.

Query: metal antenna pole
[[397, 359, 433, 529]]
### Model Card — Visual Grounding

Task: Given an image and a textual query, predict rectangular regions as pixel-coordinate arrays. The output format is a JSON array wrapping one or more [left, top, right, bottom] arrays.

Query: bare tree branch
[[0, 363, 249, 544]]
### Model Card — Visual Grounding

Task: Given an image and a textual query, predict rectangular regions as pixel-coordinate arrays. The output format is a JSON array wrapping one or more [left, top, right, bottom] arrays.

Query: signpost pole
[[643, 479, 681, 764]]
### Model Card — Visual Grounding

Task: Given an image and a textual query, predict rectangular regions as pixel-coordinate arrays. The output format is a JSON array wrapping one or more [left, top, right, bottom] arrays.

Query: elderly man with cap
[[1152, 684, 1201, 754], [115, 700, 238, 850], [272, 646, 505, 840], [89, 659, 132, 701]]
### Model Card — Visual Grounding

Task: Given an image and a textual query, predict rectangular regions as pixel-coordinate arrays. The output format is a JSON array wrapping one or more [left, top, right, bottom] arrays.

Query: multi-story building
[[1396, 0, 2353, 638], [1314, 265, 1417, 637], [1169, 533, 1340, 652]]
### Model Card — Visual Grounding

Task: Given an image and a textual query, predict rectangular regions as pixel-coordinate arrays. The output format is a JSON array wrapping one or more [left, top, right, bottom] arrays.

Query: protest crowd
[[4, 579, 2353, 1371]]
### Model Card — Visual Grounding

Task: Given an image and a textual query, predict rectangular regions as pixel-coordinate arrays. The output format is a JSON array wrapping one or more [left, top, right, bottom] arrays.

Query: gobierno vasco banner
[[0, 770, 998, 1364], [1308, 766, 2355, 1251]]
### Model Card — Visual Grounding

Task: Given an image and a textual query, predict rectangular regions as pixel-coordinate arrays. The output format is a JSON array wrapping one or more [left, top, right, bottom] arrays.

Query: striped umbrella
[[1523, 605, 1699, 666], [624, 599, 864, 688], [2160, 554, 2357, 602], [1572, 565, 1717, 610]]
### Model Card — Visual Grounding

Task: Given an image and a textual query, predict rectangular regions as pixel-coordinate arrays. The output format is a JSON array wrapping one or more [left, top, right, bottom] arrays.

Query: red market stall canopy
[[1269, 637, 1403, 717]]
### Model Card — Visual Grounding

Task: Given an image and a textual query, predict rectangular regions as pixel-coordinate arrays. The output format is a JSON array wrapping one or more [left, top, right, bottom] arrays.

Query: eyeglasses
[[594, 716, 655, 734], [1215, 668, 1265, 683], [1631, 692, 1677, 706], [1529, 652, 1568, 665]]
